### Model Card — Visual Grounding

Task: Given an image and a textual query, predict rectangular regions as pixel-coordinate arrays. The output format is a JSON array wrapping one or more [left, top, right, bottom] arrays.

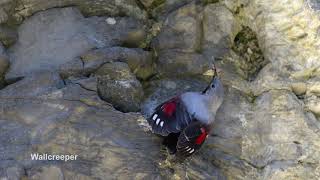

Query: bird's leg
[[162, 133, 180, 154]]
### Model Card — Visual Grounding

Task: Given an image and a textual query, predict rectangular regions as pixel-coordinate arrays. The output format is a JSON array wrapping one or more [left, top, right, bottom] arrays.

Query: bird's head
[[202, 63, 224, 105]]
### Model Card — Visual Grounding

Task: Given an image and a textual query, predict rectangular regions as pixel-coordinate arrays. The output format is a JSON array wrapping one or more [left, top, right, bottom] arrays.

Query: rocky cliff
[[0, 0, 319, 179]]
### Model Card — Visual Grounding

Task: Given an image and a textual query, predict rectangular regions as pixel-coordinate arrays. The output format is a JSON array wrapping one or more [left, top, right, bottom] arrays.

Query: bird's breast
[[181, 93, 212, 124]]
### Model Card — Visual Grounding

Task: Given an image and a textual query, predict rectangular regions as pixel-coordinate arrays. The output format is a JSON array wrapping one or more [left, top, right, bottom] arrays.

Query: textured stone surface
[[157, 51, 211, 78], [202, 3, 239, 58], [308, 0, 320, 10], [0, 74, 160, 179], [0, 25, 18, 47], [96, 62, 144, 112], [85, 16, 147, 48], [0, 0, 147, 25], [79, 47, 153, 80], [152, 2, 202, 53], [6, 7, 102, 80], [0, 43, 9, 76]]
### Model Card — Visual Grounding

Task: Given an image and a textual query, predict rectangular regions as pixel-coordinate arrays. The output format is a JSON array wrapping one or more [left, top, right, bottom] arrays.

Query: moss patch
[[202, 0, 219, 5], [232, 26, 268, 81]]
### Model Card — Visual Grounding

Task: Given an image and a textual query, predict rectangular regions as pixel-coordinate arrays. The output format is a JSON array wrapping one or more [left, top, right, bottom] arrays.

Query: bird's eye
[[211, 84, 215, 88]]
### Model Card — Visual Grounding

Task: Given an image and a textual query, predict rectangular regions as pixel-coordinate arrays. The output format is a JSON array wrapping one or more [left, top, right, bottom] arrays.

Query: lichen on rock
[[232, 26, 268, 81]]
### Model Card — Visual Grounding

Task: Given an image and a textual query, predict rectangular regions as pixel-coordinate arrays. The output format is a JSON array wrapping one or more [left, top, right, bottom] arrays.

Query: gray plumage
[[181, 76, 224, 125]]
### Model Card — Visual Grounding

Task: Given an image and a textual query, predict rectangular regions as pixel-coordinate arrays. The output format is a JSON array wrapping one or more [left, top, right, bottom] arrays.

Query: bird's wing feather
[[147, 96, 192, 136], [176, 121, 208, 158]]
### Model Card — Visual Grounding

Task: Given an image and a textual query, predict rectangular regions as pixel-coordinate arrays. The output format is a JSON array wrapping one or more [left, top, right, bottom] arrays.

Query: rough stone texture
[[6, 7, 102, 80], [0, 73, 161, 179], [0, 43, 9, 87], [202, 3, 240, 59], [139, 0, 156, 9], [0, 72, 64, 98], [0, 0, 147, 25], [0, 7, 8, 24], [0, 25, 18, 47], [152, 2, 202, 53], [96, 62, 144, 112], [85, 16, 147, 48], [0, 43, 9, 76], [308, 0, 320, 10], [157, 51, 211, 78], [79, 47, 153, 80], [150, 0, 195, 19]]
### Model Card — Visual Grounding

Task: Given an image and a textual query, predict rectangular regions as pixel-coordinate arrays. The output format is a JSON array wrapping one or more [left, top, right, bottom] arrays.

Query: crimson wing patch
[[147, 97, 192, 136], [176, 121, 209, 158]]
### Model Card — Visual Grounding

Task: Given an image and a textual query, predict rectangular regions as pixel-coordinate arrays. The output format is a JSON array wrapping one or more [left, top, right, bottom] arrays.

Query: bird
[[147, 64, 224, 159]]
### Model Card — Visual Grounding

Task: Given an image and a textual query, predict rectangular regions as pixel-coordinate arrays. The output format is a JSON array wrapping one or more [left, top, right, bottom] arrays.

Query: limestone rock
[[85, 16, 147, 48], [0, 7, 8, 24], [150, 0, 194, 19], [0, 72, 64, 98], [58, 57, 84, 79], [139, 0, 156, 8], [202, 3, 239, 58], [27, 166, 64, 180], [96, 62, 144, 112], [0, 43, 9, 76], [308, 0, 320, 10], [291, 82, 307, 96], [79, 47, 153, 80], [0, 74, 163, 179], [152, 2, 202, 53], [157, 51, 211, 78], [6, 7, 102, 80], [1, 0, 146, 25], [0, 26, 18, 47]]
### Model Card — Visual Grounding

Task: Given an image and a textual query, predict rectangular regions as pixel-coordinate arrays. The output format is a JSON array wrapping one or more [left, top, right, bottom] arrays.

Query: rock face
[[85, 16, 147, 48], [0, 43, 9, 87], [202, 3, 239, 59], [0, 0, 320, 179], [6, 7, 102, 80], [0, 25, 18, 47], [0, 74, 162, 179], [0, 43, 9, 76], [152, 2, 202, 53], [67, 47, 154, 80], [0, 0, 147, 25], [96, 62, 144, 112]]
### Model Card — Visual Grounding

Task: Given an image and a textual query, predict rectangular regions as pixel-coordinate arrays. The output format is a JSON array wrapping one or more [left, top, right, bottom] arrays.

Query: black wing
[[147, 97, 193, 136], [176, 121, 209, 158]]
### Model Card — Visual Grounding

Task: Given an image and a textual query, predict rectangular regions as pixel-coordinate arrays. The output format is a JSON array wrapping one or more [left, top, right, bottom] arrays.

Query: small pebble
[[291, 82, 307, 95], [106, 17, 116, 25]]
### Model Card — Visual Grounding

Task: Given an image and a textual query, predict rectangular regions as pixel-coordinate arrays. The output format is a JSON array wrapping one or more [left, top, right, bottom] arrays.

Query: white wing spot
[[160, 121, 164, 127], [187, 148, 191, 151], [185, 146, 189, 149], [189, 149, 195, 153], [152, 114, 158, 121], [156, 118, 160, 125]]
